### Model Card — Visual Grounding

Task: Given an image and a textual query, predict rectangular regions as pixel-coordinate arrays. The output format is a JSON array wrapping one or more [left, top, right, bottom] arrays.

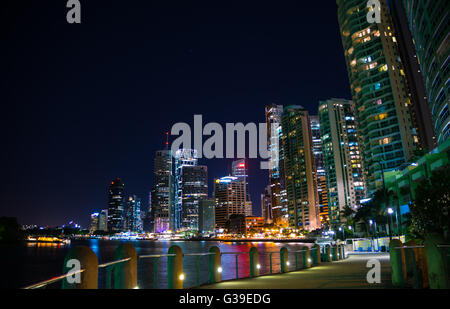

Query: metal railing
[[21, 243, 346, 289], [23, 269, 85, 289]]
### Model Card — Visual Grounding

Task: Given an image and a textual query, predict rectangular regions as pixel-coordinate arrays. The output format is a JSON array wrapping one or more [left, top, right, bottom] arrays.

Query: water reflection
[[11, 239, 313, 289]]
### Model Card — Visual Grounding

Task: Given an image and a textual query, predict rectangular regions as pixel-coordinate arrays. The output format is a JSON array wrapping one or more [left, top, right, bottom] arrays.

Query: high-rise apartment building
[[265, 104, 288, 226], [198, 198, 215, 236], [125, 195, 142, 233], [231, 159, 252, 216], [310, 115, 329, 226], [388, 0, 436, 151], [401, 0, 449, 144], [319, 99, 367, 226], [180, 165, 208, 231], [151, 150, 173, 233], [89, 212, 99, 234], [98, 209, 108, 232], [107, 178, 125, 233], [337, 0, 421, 193], [174, 149, 200, 231], [214, 176, 246, 229], [281, 105, 320, 230]]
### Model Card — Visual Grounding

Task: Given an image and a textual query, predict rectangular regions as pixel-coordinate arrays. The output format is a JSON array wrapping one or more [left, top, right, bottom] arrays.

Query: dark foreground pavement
[[199, 253, 393, 289]]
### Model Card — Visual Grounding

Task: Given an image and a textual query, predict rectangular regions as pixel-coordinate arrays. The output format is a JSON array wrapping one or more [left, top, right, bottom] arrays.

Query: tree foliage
[[409, 165, 450, 239]]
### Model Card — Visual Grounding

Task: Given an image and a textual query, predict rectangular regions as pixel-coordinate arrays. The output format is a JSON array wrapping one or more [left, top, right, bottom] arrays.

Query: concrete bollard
[[113, 243, 137, 289], [62, 246, 98, 289], [315, 244, 321, 265], [168, 245, 184, 289], [249, 247, 260, 277], [325, 244, 332, 262], [331, 245, 338, 261], [389, 239, 405, 287], [424, 233, 450, 289], [209, 246, 221, 283], [280, 247, 289, 273]]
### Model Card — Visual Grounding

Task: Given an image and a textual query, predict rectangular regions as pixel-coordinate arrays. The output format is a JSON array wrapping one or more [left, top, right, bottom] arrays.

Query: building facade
[[214, 176, 246, 229], [198, 198, 215, 236], [281, 105, 320, 230], [337, 0, 420, 193], [151, 150, 174, 233], [125, 195, 142, 233], [89, 213, 99, 234], [231, 159, 253, 216], [310, 115, 329, 226], [265, 104, 288, 226], [401, 0, 449, 145], [98, 209, 108, 232], [180, 165, 208, 231], [174, 149, 198, 230], [107, 178, 125, 233], [319, 99, 367, 226]]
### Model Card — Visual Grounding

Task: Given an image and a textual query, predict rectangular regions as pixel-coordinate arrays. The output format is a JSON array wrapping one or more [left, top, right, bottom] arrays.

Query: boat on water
[[26, 236, 71, 244]]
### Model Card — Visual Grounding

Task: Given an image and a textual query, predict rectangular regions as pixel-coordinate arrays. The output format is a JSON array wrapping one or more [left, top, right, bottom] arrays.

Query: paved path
[[199, 253, 393, 289]]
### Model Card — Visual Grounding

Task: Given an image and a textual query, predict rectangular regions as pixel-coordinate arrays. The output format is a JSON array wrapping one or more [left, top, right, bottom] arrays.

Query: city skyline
[[1, 1, 352, 227]]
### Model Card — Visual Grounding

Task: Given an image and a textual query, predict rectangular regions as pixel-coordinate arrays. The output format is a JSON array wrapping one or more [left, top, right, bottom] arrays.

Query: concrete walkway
[[200, 253, 393, 289]]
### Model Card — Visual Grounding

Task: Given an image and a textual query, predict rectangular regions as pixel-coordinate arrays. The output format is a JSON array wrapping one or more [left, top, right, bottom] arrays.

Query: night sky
[[0, 0, 350, 228]]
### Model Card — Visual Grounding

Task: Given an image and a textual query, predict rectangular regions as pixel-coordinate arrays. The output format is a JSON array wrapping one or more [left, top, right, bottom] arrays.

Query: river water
[[1, 239, 313, 289]]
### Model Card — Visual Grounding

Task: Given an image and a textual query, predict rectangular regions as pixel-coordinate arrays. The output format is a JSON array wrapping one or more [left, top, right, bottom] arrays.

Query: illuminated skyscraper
[[151, 150, 173, 233], [310, 115, 329, 225], [319, 99, 367, 226], [174, 149, 198, 230], [401, 0, 449, 144], [89, 212, 99, 234], [125, 195, 142, 233], [107, 178, 125, 233], [231, 159, 252, 216], [98, 209, 108, 232], [265, 104, 288, 226], [181, 165, 208, 231], [281, 105, 320, 230], [337, 0, 420, 193], [198, 198, 215, 236], [214, 176, 246, 229]]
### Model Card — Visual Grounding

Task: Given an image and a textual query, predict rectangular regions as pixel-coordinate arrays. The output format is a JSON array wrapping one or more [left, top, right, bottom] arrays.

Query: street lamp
[[387, 208, 394, 240], [339, 227, 344, 240]]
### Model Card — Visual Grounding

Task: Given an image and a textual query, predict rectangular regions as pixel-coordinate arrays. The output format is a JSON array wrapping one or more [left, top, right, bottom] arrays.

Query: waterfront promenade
[[199, 253, 393, 289]]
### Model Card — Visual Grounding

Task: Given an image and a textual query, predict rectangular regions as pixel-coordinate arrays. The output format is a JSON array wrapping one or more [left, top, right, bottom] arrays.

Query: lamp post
[[387, 208, 394, 240]]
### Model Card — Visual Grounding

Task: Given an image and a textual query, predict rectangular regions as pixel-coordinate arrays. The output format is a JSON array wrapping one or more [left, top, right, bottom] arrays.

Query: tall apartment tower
[[265, 104, 288, 226], [174, 149, 198, 230], [180, 165, 208, 231], [107, 178, 125, 233], [310, 115, 329, 226], [337, 0, 420, 193], [125, 195, 142, 233], [401, 0, 449, 145], [231, 159, 252, 216], [319, 99, 367, 226], [98, 209, 108, 232], [281, 105, 320, 230], [214, 176, 246, 229], [151, 150, 174, 233], [388, 0, 436, 151]]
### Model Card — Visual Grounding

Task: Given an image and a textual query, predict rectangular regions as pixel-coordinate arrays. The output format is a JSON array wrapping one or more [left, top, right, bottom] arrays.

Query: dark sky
[[0, 0, 350, 228]]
